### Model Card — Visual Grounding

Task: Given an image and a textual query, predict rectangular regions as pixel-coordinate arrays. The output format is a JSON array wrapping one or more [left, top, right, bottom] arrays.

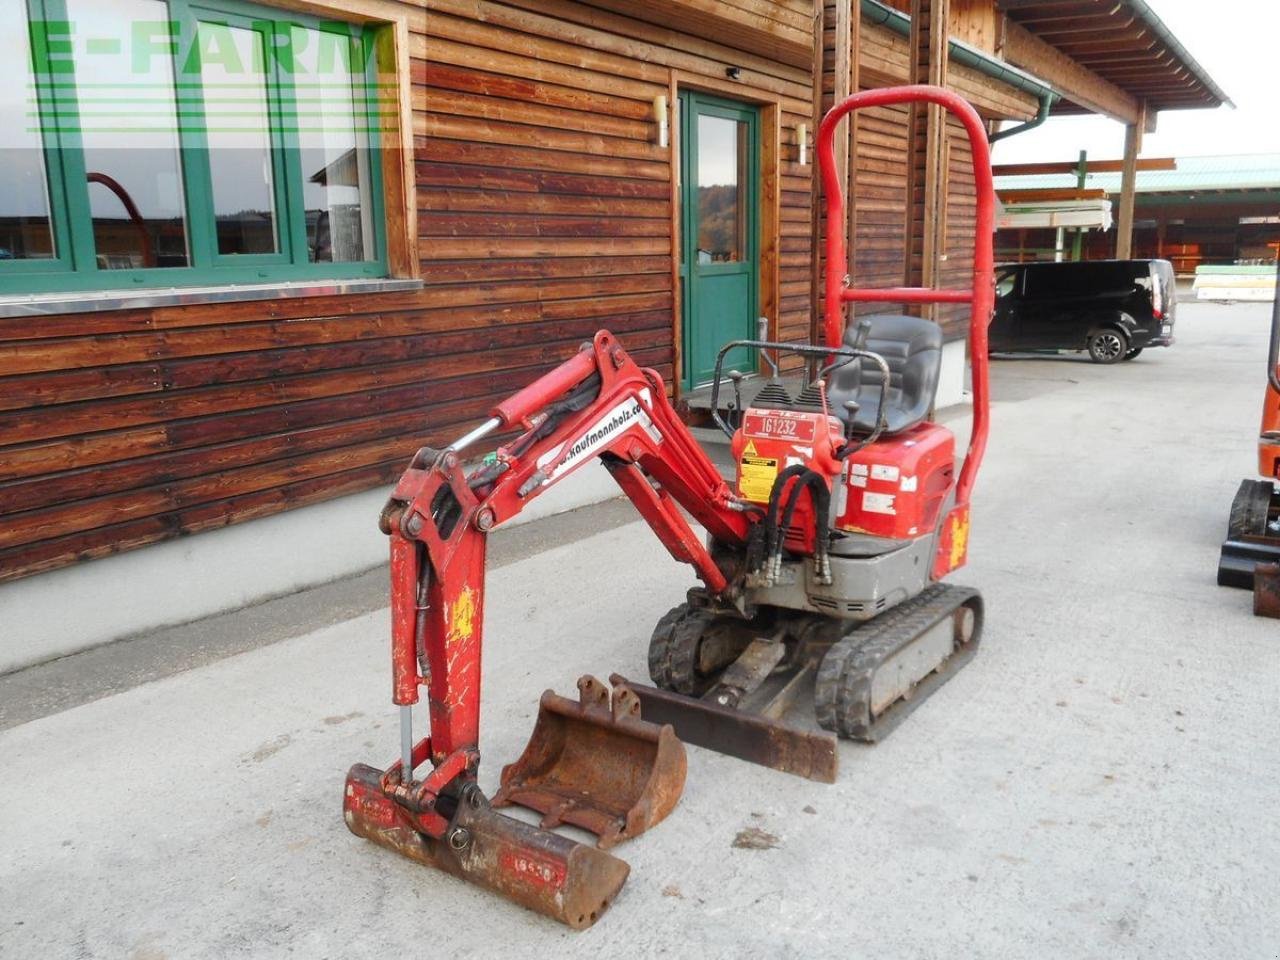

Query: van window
[[996, 269, 1018, 298], [1022, 263, 1139, 300]]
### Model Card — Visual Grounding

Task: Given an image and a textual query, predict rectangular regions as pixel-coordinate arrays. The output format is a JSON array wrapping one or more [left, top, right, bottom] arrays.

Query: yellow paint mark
[[949, 512, 970, 570], [447, 586, 477, 646]]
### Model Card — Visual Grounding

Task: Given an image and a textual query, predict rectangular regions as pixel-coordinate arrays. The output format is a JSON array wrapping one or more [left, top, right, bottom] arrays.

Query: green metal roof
[[995, 154, 1280, 195]]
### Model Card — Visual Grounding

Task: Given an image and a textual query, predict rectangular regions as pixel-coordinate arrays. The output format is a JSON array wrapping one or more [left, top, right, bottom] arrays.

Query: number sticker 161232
[[743, 411, 817, 443]]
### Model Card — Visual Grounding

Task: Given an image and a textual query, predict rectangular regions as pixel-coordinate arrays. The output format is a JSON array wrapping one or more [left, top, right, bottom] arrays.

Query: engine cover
[[835, 422, 955, 540]]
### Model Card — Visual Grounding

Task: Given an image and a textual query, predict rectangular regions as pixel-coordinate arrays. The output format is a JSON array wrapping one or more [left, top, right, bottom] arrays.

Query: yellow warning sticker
[[743, 439, 759, 457], [738, 454, 779, 503]]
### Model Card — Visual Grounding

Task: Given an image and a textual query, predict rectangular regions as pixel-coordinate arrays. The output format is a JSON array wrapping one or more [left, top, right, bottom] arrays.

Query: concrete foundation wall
[[0, 461, 622, 675]]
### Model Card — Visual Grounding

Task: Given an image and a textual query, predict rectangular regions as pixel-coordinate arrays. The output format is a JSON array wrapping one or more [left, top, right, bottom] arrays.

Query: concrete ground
[[2, 299, 1277, 959]]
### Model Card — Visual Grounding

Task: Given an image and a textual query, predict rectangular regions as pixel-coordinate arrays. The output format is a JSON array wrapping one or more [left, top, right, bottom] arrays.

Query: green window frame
[[2, 0, 388, 295]]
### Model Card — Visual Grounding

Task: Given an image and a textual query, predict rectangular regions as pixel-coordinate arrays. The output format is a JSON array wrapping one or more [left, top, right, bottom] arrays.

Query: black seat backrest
[[826, 314, 943, 435]]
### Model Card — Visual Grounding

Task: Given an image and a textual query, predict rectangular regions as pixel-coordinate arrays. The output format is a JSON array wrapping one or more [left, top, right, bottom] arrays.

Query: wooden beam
[[993, 158, 1176, 177], [1001, 19, 1140, 125], [809, 0, 826, 344], [1115, 101, 1147, 259], [998, 188, 1109, 202], [905, 0, 949, 315], [583, 0, 813, 69], [846, 0, 860, 298]]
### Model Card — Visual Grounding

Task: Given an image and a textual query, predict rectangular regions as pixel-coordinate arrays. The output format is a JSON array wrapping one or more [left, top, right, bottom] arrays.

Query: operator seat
[[826, 313, 943, 436]]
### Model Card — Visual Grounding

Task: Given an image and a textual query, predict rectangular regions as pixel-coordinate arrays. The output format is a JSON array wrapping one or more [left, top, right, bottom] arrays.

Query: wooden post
[[1071, 149, 1086, 260], [906, 0, 949, 317], [1116, 102, 1147, 259], [808, 0, 826, 344], [846, 0, 861, 302], [812, 0, 860, 343]]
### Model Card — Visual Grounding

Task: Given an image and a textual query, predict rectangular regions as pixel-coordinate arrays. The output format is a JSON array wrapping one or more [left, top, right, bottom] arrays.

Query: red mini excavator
[[1219, 259, 1280, 617], [344, 86, 997, 927]]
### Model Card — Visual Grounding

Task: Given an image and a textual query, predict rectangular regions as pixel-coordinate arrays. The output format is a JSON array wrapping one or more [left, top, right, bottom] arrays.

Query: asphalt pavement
[[2, 298, 1276, 959]]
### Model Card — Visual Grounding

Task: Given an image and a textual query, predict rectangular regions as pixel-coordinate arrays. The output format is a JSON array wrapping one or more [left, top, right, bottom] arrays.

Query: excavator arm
[[343, 331, 752, 928], [374, 331, 750, 825]]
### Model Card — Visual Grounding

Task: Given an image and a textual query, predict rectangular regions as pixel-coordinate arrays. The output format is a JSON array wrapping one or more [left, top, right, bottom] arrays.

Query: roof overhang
[[1000, 0, 1232, 120]]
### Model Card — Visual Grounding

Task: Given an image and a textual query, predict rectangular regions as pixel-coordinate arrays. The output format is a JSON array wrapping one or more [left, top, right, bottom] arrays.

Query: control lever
[[852, 319, 872, 352], [842, 400, 860, 443], [729, 370, 744, 430]]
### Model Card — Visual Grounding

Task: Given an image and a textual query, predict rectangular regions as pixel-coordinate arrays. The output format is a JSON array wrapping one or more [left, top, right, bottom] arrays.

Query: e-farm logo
[[22, 18, 393, 135]]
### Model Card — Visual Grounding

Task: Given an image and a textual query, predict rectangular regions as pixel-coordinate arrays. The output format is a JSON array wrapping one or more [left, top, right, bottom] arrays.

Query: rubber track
[[648, 603, 715, 696], [814, 583, 981, 741], [1228, 479, 1273, 540]]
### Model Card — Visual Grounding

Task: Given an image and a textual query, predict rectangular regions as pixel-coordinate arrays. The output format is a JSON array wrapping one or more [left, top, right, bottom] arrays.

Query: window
[[1022, 263, 1138, 300], [695, 113, 747, 264], [995, 268, 1017, 298], [0, 0, 389, 295]]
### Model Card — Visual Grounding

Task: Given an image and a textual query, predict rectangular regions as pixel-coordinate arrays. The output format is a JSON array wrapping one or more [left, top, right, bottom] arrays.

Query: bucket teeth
[[493, 675, 688, 850], [344, 763, 629, 930]]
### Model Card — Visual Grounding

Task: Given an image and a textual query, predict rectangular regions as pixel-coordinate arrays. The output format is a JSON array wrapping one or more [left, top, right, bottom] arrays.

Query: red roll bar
[[817, 84, 996, 508]]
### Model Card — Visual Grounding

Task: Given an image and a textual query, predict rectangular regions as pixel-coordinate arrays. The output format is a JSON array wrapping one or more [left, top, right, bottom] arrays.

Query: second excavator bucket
[[494, 676, 687, 849]]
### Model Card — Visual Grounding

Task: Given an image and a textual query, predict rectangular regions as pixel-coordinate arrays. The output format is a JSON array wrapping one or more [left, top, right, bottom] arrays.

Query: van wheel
[[1087, 329, 1128, 364], [1122, 347, 1143, 361]]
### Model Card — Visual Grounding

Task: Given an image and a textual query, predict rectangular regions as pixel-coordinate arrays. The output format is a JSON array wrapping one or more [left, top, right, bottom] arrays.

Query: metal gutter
[[989, 89, 1053, 143], [860, 0, 1059, 107], [1125, 0, 1234, 109]]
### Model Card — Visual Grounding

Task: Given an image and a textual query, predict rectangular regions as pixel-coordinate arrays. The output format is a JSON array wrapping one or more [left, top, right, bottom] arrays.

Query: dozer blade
[[344, 763, 629, 930], [610, 673, 839, 784], [494, 676, 687, 849]]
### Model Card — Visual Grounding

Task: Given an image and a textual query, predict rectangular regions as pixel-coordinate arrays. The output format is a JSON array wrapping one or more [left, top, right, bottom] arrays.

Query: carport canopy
[[998, 0, 1232, 258]]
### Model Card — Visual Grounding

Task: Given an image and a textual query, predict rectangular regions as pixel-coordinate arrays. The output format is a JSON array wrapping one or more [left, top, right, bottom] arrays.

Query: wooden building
[[0, 0, 1228, 667]]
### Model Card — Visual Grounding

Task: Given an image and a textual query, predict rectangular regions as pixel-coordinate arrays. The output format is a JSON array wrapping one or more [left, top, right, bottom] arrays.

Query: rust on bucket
[[493, 676, 687, 849]]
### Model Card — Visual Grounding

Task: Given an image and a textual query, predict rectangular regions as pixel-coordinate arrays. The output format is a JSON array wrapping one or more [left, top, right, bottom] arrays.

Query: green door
[[679, 91, 760, 389]]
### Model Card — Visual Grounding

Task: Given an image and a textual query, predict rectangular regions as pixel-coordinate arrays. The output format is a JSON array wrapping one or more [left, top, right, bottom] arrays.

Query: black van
[[989, 259, 1176, 363]]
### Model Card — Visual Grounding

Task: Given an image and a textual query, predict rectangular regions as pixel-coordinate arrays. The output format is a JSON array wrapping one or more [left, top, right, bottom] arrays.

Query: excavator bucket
[[494, 676, 687, 849], [344, 764, 629, 929]]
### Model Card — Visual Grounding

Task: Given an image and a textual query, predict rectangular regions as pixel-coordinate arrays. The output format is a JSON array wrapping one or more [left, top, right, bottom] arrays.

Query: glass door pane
[[65, 0, 190, 270], [196, 20, 279, 255], [0, 1, 56, 262], [695, 114, 748, 264]]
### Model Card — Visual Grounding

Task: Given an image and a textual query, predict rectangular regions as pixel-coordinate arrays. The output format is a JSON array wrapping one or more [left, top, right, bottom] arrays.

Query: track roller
[[814, 583, 982, 741]]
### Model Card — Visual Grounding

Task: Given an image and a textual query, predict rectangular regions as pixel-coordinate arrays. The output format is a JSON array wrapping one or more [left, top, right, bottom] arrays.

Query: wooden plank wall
[[0, 0, 815, 583], [417, 0, 816, 353]]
